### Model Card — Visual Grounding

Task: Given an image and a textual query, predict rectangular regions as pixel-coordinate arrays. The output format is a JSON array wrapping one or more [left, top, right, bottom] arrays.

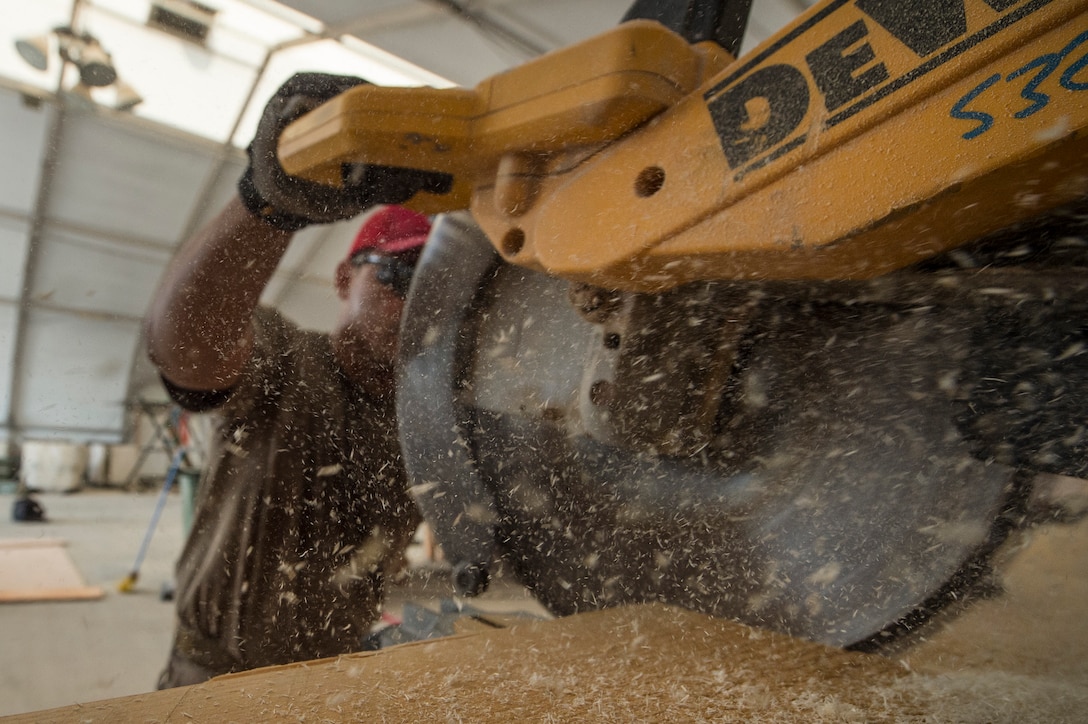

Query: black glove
[[239, 72, 459, 231], [239, 72, 373, 231]]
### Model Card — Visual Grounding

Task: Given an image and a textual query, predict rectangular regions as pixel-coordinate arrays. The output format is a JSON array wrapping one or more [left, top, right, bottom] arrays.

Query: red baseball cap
[[348, 205, 432, 260]]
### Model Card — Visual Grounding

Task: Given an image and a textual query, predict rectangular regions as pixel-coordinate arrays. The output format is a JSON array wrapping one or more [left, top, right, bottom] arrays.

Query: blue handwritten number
[[953, 29, 1088, 138], [1061, 39, 1088, 91], [1006, 56, 1059, 118], [950, 74, 1001, 140], [1007, 30, 1088, 116]]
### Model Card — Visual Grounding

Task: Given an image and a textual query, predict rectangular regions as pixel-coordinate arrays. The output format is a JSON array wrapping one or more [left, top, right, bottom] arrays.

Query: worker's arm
[[144, 199, 292, 392], [144, 73, 376, 393]]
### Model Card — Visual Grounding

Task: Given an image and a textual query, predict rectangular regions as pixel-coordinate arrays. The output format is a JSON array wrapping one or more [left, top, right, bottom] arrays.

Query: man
[[145, 73, 430, 688]]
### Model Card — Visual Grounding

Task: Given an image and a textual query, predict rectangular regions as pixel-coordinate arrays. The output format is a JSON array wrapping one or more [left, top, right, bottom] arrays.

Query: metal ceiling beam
[[0, 205, 175, 255], [23, 299, 145, 325], [288, 0, 556, 60], [421, 0, 549, 57], [321, 4, 439, 38]]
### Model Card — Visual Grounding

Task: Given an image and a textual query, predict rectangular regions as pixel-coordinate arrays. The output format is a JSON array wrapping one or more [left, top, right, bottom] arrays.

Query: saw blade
[[460, 265, 1021, 649], [397, 215, 1032, 649]]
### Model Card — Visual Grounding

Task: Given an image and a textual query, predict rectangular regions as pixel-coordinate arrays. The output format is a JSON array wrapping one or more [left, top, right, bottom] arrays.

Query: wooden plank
[[3, 521, 1085, 721], [0, 604, 938, 722], [0, 538, 104, 603], [0, 538, 69, 550], [0, 586, 105, 604]]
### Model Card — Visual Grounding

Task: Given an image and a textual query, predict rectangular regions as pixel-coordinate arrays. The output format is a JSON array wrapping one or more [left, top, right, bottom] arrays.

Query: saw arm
[[280, 0, 1088, 291]]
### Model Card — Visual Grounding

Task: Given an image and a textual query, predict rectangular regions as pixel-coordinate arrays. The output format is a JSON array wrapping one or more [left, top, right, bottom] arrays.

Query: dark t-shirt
[[168, 307, 419, 672]]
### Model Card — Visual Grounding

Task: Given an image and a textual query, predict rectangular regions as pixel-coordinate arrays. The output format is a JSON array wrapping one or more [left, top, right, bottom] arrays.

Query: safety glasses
[[350, 252, 416, 298]]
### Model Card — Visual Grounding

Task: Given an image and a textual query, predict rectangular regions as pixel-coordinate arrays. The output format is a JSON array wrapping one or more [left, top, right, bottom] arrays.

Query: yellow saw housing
[[280, 0, 1088, 291]]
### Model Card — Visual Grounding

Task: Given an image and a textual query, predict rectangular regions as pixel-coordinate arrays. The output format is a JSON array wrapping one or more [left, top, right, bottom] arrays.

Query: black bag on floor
[[12, 497, 46, 522]]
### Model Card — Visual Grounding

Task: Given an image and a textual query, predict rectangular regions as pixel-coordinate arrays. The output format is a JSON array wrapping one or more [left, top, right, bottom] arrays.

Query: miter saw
[[280, 0, 1088, 650]]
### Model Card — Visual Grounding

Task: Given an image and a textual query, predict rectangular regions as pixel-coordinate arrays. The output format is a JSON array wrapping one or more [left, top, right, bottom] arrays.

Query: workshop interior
[[1, 0, 1087, 719]]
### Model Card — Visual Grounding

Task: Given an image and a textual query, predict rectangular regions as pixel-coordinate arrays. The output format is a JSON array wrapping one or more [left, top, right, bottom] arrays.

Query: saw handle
[[276, 21, 722, 215], [244, 72, 447, 228]]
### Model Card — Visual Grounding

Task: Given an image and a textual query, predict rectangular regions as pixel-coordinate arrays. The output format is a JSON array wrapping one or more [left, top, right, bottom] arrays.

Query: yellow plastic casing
[[278, 20, 723, 215], [282, 2, 1088, 290]]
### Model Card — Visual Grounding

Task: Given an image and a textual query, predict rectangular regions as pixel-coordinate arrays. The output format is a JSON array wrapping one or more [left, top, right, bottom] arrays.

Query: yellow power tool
[[283, 0, 1088, 651]]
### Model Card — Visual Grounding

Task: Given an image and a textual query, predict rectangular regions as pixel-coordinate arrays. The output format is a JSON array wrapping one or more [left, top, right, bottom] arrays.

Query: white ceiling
[[0, 0, 810, 444]]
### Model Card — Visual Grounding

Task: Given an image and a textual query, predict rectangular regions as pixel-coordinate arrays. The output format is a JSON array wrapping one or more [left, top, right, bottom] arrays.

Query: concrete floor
[[0, 488, 546, 718]]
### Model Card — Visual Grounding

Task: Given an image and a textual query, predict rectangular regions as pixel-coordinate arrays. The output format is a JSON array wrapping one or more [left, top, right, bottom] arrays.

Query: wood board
[[0, 538, 104, 603], [3, 520, 1085, 722], [6, 596, 1085, 722]]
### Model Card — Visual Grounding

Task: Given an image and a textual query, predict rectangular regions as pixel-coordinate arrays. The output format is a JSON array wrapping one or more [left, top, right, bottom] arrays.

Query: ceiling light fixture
[[57, 29, 116, 87], [111, 79, 144, 112], [13, 26, 142, 111], [14, 35, 51, 71]]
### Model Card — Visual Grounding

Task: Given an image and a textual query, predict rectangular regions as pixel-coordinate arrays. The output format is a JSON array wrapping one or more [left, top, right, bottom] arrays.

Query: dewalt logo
[[705, 0, 1054, 177]]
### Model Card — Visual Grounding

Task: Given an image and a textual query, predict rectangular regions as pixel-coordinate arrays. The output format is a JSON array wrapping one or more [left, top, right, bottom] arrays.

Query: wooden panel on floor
[[0, 538, 104, 603]]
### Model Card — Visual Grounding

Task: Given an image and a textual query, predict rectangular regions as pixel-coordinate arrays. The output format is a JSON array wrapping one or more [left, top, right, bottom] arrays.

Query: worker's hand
[[240, 72, 456, 231], [238, 72, 374, 231]]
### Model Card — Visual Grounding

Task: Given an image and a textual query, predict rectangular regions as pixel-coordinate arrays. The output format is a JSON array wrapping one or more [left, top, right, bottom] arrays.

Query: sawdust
[[11, 601, 1082, 723], [3, 605, 913, 722], [6, 520, 1086, 722]]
